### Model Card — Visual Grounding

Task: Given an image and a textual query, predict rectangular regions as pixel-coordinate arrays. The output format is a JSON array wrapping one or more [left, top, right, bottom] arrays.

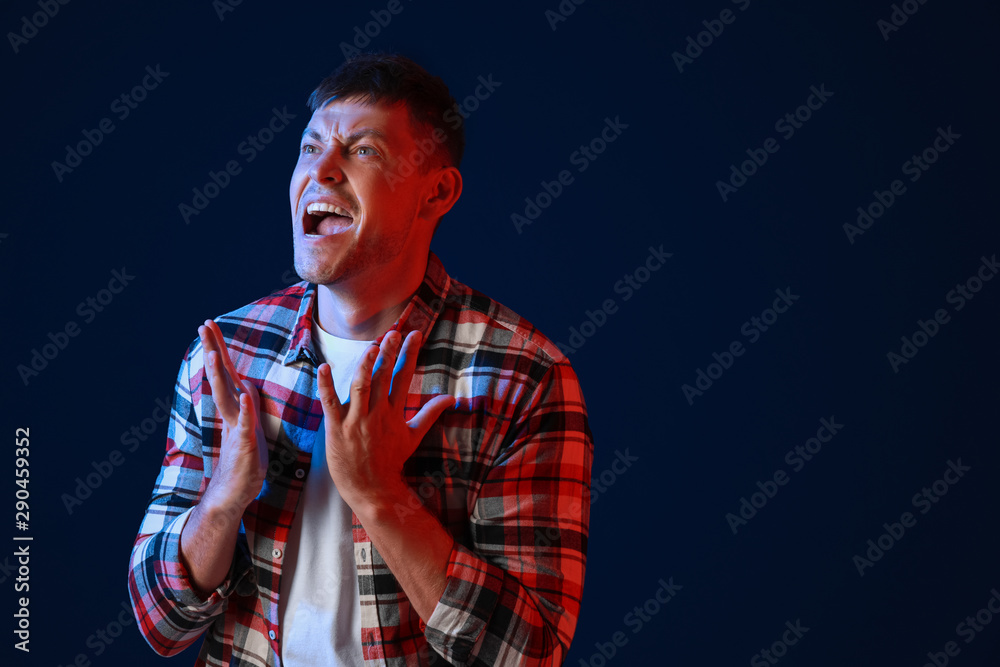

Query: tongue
[[317, 214, 352, 235]]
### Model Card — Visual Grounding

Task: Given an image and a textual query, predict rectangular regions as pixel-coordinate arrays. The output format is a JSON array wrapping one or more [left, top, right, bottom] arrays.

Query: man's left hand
[[317, 329, 454, 512]]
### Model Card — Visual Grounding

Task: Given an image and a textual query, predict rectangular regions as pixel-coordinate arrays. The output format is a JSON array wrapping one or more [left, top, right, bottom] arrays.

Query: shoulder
[[216, 282, 312, 331], [436, 275, 570, 376], [180, 281, 314, 372], [433, 276, 591, 446]]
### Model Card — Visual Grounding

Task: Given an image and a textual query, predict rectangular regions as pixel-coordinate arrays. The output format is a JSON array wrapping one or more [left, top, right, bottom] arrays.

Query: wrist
[[349, 476, 413, 526], [200, 480, 250, 527]]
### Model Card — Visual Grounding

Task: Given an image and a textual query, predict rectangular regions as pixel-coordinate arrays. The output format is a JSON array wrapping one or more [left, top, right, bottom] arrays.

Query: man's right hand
[[197, 319, 268, 517], [178, 319, 268, 595]]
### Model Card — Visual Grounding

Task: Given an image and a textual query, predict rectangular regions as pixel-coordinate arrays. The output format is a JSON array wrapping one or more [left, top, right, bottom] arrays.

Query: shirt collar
[[282, 250, 452, 366]]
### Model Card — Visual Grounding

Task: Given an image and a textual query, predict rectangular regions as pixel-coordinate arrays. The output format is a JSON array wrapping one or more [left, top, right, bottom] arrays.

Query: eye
[[355, 145, 379, 157], [301, 144, 318, 154]]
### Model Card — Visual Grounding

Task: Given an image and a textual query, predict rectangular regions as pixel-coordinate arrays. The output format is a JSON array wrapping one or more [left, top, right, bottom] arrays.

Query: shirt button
[[294, 468, 305, 479], [268, 630, 276, 640], [272, 548, 282, 559], [360, 548, 366, 562]]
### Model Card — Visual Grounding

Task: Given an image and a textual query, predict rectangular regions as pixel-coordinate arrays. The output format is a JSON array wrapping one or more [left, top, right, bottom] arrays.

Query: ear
[[419, 166, 462, 223]]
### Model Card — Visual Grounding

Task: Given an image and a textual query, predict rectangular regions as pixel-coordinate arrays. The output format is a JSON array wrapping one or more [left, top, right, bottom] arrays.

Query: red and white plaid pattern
[[128, 251, 593, 666]]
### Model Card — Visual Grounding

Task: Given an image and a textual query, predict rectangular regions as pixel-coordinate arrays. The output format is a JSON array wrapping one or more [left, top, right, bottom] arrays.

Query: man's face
[[289, 97, 436, 287]]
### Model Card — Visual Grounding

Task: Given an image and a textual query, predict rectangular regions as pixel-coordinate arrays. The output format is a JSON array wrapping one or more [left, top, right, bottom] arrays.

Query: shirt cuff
[[156, 507, 254, 613], [423, 541, 504, 664]]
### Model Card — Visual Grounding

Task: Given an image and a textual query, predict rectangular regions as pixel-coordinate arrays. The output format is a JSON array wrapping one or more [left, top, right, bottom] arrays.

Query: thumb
[[407, 395, 454, 440]]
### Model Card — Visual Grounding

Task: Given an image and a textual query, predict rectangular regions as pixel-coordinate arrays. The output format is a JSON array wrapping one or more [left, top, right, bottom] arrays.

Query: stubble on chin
[[295, 232, 413, 287], [293, 244, 345, 286]]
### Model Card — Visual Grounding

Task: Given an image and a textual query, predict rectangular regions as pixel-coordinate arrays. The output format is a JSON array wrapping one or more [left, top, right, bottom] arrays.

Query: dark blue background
[[3, 0, 999, 665]]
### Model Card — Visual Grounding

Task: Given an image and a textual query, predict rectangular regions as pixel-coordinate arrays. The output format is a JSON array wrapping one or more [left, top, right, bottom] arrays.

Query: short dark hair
[[307, 53, 464, 169]]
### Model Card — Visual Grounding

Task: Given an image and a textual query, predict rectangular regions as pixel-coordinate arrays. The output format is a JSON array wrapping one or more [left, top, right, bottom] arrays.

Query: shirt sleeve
[[127, 340, 254, 657], [423, 359, 594, 666]]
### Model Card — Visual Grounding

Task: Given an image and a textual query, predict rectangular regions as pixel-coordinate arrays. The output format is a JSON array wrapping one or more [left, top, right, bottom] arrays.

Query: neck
[[314, 254, 429, 340]]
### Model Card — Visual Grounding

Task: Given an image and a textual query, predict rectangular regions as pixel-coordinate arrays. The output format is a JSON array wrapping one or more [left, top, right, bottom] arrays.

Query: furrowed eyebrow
[[344, 128, 387, 144], [300, 127, 387, 144]]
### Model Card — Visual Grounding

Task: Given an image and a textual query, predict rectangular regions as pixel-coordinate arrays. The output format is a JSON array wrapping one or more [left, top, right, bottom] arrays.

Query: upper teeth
[[307, 202, 351, 218]]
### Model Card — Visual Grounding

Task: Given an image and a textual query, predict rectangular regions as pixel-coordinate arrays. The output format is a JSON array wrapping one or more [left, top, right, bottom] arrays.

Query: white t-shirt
[[277, 320, 373, 666]]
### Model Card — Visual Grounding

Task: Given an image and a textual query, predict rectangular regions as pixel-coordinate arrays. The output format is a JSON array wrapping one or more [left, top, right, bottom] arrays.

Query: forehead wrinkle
[[304, 105, 410, 150]]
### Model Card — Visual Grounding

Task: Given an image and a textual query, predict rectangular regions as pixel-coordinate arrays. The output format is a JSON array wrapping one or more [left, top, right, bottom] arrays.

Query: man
[[128, 53, 593, 666]]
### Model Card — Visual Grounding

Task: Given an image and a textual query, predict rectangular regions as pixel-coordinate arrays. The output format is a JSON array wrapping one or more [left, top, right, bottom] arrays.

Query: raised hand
[[316, 328, 453, 511], [198, 319, 268, 515]]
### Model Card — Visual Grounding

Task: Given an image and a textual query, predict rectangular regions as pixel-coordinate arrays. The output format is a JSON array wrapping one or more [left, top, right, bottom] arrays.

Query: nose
[[308, 147, 344, 184]]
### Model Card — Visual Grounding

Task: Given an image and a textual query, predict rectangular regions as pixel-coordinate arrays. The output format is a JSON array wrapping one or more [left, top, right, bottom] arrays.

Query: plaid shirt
[[128, 251, 593, 666]]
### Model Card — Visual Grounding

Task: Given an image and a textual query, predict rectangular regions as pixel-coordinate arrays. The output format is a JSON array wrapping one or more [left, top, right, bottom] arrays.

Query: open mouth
[[304, 202, 354, 236]]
